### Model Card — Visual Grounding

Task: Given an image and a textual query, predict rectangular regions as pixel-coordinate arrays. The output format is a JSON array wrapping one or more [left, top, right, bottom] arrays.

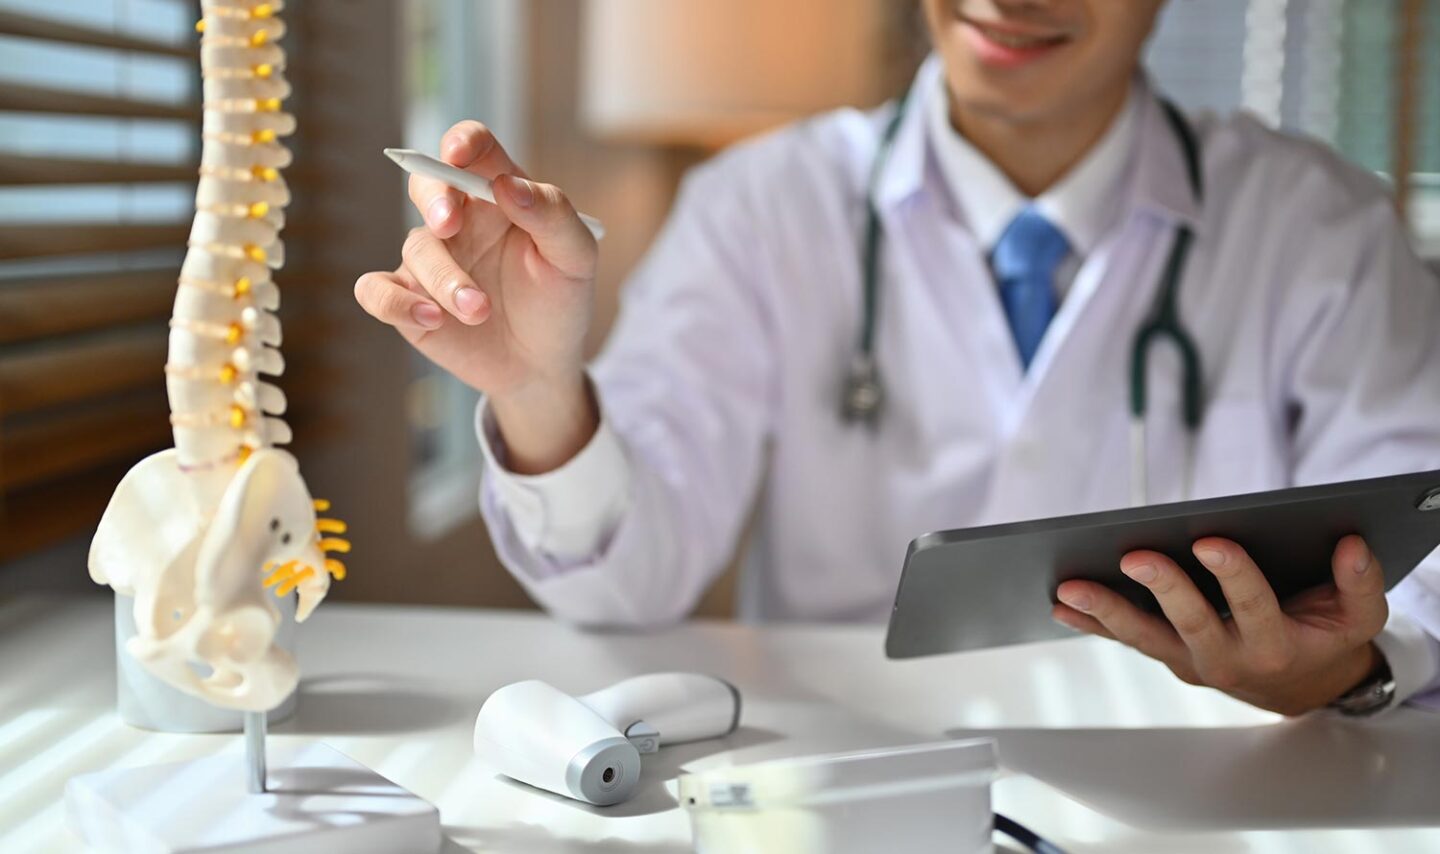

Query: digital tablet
[[885, 469, 1440, 659]]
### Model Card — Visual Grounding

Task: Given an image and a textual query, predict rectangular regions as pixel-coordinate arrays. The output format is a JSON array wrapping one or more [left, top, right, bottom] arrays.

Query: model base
[[65, 742, 441, 853]]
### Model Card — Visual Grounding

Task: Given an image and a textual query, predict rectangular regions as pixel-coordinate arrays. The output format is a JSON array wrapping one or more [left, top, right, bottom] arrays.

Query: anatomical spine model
[[89, 0, 347, 713]]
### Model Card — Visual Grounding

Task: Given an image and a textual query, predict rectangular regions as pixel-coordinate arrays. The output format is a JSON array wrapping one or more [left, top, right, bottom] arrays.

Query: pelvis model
[[88, 0, 347, 713]]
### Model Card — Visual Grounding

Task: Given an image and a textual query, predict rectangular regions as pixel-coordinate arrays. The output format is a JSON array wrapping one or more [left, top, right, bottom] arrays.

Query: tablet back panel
[[886, 469, 1440, 659]]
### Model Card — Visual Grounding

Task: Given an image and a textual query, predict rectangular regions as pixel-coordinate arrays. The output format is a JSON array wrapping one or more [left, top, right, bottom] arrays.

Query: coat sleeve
[[478, 156, 779, 628], [1280, 195, 1440, 708]]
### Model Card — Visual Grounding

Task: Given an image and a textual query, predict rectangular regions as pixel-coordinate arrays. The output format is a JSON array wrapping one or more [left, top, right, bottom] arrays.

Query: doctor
[[356, 0, 1440, 716]]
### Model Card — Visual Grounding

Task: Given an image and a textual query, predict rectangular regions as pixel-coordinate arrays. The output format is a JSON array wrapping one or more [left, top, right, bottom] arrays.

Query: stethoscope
[[841, 88, 1205, 508]]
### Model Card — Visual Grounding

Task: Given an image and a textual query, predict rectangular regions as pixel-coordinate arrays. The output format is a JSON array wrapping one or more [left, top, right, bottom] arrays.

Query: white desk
[[2, 596, 1437, 853]]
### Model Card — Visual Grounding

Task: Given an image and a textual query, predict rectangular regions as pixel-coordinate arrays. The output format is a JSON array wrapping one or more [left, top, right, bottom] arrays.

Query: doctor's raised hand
[[1053, 535, 1389, 716], [354, 121, 600, 474]]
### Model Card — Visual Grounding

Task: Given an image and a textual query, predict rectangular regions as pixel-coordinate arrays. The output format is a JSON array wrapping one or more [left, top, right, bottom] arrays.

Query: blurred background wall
[[1, 0, 1437, 617]]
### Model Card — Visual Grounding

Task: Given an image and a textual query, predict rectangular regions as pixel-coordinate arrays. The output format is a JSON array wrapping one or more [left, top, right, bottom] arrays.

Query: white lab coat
[[478, 58, 1440, 704]]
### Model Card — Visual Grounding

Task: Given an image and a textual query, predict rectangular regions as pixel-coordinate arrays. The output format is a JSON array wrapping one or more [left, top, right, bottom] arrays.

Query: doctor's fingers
[[401, 227, 492, 325], [1329, 535, 1389, 637], [442, 120, 527, 179], [1054, 581, 1191, 667], [412, 121, 528, 238], [1051, 603, 1118, 641], [354, 267, 446, 337], [1190, 538, 1288, 654], [490, 174, 598, 282], [1052, 603, 1203, 685], [1118, 550, 1234, 664], [409, 174, 464, 238]]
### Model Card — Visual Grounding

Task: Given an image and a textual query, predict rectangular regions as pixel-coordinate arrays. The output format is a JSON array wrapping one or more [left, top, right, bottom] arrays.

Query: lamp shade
[[581, 0, 888, 147]]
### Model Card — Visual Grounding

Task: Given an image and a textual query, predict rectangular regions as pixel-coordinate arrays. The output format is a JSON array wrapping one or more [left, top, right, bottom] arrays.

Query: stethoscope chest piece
[[841, 354, 884, 424]]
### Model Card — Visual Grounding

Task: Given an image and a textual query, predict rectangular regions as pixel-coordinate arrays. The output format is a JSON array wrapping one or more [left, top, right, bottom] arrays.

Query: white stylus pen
[[383, 147, 606, 241]]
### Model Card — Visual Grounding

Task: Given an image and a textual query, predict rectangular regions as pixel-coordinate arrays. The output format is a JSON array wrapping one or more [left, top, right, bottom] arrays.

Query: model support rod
[[245, 711, 267, 794]]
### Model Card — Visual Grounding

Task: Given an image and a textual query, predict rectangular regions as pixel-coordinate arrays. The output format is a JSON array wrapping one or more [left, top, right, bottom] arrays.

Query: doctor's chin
[[3, 1, 1440, 852]]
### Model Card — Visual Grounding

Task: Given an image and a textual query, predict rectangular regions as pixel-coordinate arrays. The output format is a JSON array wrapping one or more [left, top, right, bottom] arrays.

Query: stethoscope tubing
[[1130, 417, 1196, 507], [994, 811, 1069, 854], [847, 88, 1207, 507]]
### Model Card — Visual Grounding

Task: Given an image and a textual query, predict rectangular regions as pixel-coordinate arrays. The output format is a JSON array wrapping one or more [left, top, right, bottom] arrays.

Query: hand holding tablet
[[1054, 532, 1388, 716], [886, 470, 1440, 713]]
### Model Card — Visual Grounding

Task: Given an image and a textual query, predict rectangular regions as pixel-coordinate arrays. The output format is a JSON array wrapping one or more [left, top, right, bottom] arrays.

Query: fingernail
[[1195, 548, 1227, 569], [411, 302, 443, 329], [1058, 589, 1092, 612], [1354, 540, 1372, 574], [454, 286, 485, 317], [1123, 562, 1158, 584], [509, 177, 535, 207], [428, 198, 454, 227]]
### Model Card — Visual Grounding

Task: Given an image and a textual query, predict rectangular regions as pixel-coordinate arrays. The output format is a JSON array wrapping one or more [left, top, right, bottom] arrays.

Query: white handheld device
[[474, 672, 741, 806]]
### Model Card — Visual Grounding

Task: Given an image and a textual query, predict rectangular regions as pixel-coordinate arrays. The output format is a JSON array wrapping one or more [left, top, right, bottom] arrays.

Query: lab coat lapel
[[1125, 85, 1204, 232], [1021, 87, 1206, 445], [981, 90, 1209, 519], [886, 190, 1025, 422], [1011, 86, 1203, 424], [869, 54, 1031, 426], [873, 57, 1027, 426]]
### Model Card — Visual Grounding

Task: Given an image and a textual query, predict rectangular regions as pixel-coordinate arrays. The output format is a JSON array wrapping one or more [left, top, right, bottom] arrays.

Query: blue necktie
[[991, 207, 1070, 370]]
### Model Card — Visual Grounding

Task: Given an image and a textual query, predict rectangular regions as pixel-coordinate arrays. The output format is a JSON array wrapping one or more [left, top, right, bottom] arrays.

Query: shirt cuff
[[1373, 610, 1440, 710], [475, 392, 632, 560]]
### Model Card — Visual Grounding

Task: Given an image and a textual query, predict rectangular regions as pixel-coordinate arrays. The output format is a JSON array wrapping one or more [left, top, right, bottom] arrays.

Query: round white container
[[114, 593, 298, 732], [680, 739, 997, 854]]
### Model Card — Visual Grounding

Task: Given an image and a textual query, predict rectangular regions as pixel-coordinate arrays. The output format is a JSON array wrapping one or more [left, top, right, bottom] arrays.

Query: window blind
[[1148, 0, 1438, 220], [0, 0, 201, 561]]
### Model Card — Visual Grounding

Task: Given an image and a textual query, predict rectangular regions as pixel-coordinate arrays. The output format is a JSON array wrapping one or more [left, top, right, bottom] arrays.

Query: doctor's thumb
[[1331, 535, 1387, 626], [493, 174, 597, 282]]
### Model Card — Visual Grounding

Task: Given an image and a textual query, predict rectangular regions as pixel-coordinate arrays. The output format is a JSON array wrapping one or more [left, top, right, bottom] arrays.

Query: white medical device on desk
[[474, 672, 741, 806], [682, 740, 999, 854], [681, 740, 1066, 854]]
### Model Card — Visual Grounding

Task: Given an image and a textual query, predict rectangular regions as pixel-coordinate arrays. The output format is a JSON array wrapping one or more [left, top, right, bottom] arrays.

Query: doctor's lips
[[957, 15, 1073, 68]]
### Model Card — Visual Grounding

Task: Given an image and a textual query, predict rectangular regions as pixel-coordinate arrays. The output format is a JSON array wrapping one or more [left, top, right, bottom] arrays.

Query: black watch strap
[[1328, 649, 1396, 717]]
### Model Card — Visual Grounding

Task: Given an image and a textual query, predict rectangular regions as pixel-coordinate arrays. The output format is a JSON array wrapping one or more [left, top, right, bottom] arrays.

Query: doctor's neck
[[947, 77, 1131, 198], [921, 0, 1164, 198]]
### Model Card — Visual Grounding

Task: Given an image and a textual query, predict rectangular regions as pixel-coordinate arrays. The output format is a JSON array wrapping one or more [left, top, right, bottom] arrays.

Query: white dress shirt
[[478, 56, 1440, 709]]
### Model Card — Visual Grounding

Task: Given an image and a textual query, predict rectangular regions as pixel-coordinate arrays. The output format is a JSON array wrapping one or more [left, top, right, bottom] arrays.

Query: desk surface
[[2, 596, 1437, 853]]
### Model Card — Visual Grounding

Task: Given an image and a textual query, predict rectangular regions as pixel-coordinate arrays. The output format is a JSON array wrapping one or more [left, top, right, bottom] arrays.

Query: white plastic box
[[679, 738, 998, 854]]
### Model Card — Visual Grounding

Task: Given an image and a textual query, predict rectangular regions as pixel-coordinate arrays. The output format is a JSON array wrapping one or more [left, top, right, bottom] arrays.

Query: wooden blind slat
[[0, 154, 197, 186], [0, 83, 197, 121], [0, 328, 167, 416], [0, 10, 197, 60], [0, 224, 190, 260], [0, 270, 177, 344], [0, 393, 169, 491]]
